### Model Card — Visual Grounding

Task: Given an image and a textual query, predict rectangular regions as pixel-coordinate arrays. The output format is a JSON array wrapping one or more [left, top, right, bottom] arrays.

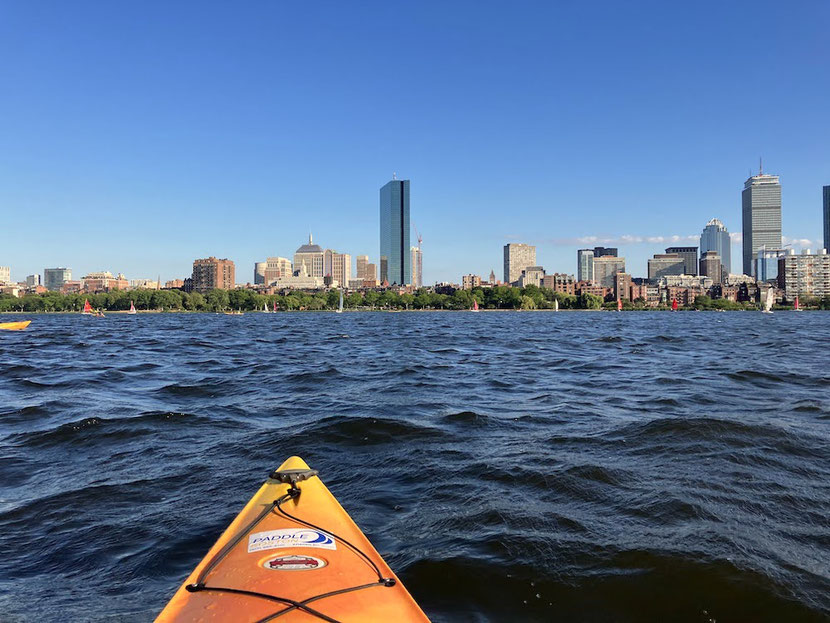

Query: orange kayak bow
[[157, 456, 429, 622]]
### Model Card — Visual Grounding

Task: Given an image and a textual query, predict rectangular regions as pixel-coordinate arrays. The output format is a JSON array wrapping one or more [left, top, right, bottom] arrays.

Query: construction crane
[[412, 221, 422, 251]]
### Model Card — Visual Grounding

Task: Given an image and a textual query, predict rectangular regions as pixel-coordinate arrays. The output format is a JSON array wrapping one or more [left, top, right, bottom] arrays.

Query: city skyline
[[0, 3, 828, 284]]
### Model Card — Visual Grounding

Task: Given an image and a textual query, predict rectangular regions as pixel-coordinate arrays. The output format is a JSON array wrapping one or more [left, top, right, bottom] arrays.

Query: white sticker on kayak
[[247, 529, 337, 553]]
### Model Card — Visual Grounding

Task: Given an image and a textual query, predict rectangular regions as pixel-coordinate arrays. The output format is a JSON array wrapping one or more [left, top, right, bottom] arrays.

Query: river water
[[0, 311, 828, 622]]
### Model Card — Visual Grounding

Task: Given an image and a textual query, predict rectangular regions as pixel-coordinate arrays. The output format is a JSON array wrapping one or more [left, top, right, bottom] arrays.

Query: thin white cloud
[[546, 234, 699, 246]]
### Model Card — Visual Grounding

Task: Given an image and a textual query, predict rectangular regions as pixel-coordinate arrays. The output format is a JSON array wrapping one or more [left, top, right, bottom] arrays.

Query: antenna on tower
[[393, 171, 397, 180], [759, 156, 763, 175]]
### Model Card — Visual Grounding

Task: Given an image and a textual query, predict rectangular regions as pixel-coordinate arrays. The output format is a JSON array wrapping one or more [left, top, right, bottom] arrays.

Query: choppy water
[[0, 311, 828, 622]]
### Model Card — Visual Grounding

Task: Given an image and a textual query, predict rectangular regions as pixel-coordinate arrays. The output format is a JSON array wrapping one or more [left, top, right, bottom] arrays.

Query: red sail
[[672, 298, 678, 311], [82, 299, 93, 314]]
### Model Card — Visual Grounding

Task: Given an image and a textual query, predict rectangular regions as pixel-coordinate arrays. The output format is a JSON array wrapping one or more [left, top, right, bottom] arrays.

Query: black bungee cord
[[184, 468, 397, 623]]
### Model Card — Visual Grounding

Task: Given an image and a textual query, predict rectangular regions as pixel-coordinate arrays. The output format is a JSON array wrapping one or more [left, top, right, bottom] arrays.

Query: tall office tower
[[577, 249, 594, 282], [699, 251, 722, 285], [593, 256, 625, 288], [379, 178, 411, 285], [264, 257, 292, 285], [356, 255, 369, 281], [44, 267, 72, 291], [324, 250, 351, 287], [503, 243, 536, 284], [254, 262, 266, 285], [365, 263, 377, 284], [26, 274, 42, 287], [742, 167, 782, 276], [647, 254, 685, 282], [700, 218, 731, 279], [823, 185, 830, 253], [294, 234, 325, 277], [411, 246, 423, 288], [593, 246, 618, 258], [756, 247, 785, 282], [0, 266, 10, 284], [665, 246, 698, 275], [192, 257, 235, 292]]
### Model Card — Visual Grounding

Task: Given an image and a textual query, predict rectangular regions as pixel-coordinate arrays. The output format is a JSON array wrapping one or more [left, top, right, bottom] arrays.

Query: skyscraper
[[379, 178, 411, 285], [577, 249, 594, 282], [254, 262, 266, 285], [700, 218, 731, 278], [699, 251, 722, 285], [823, 185, 829, 253], [665, 246, 698, 275], [742, 168, 782, 276], [592, 256, 625, 288], [410, 246, 423, 288], [593, 246, 618, 258], [356, 255, 369, 281], [503, 243, 536, 284], [294, 234, 324, 277], [44, 267, 72, 291]]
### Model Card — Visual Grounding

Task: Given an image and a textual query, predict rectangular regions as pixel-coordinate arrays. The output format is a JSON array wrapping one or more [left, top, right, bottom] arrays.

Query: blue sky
[[1, 1, 828, 284]]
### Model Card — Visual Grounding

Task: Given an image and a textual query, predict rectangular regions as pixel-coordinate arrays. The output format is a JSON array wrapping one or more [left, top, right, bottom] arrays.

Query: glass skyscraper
[[379, 178, 411, 285], [577, 249, 594, 282], [700, 218, 731, 278], [742, 172, 782, 276]]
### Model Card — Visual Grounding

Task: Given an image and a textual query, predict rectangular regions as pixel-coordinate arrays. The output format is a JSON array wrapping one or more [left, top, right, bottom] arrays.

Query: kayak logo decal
[[247, 528, 337, 553], [262, 554, 327, 571]]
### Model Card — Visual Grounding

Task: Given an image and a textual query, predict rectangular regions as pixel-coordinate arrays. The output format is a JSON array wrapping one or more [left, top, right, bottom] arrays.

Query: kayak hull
[[156, 456, 429, 622], [0, 321, 31, 331]]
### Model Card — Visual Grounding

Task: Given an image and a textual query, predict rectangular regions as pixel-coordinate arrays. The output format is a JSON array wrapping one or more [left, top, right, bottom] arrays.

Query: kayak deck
[[157, 456, 429, 622]]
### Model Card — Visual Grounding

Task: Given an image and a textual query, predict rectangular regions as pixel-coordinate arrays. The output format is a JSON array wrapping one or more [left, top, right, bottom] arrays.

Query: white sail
[[554, 298, 559, 312], [765, 291, 774, 312]]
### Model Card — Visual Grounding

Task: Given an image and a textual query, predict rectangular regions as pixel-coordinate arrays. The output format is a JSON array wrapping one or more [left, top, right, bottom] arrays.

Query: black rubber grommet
[[382, 578, 397, 587], [186, 583, 204, 592]]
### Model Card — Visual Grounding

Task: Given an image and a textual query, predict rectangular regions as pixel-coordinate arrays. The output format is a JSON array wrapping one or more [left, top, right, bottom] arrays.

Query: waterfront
[[0, 312, 828, 622]]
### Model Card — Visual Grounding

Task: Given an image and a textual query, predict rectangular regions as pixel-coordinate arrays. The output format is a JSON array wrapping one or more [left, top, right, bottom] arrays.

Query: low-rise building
[[777, 249, 830, 299], [518, 266, 545, 287], [614, 272, 632, 301], [542, 273, 576, 295], [462, 274, 482, 290], [82, 272, 129, 292], [192, 257, 235, 292]]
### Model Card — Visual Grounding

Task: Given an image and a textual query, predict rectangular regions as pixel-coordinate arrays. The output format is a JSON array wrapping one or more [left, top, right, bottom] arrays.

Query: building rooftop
[[295, 233, 323, 254]]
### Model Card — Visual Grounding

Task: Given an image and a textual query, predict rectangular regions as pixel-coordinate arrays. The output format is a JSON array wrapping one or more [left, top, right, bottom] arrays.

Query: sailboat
[[82, 299, 94, 315], [794, 295, 802, 312], [762, 291, 774, 314], [336, 290, 344, 313], [273, 300, 278, 312], [671, 298, 678, 312], [554, 298, 559, 312], [128, 301, 137, 315], [617, 298, 622, 312], [470, 299, 480, 312], [262, 302, 270, 313]]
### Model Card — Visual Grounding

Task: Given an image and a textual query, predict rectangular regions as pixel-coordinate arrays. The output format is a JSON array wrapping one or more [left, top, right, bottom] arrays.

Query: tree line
[[2, 286, 828, 313]]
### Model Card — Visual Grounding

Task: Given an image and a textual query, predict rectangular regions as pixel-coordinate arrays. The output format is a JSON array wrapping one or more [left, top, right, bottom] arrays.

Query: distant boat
[[671, 298, 678, 312], [0, 320, 31, 331], [554, 298, 559, 312], [794, 295, 802, 312], [262, 302, 270, 313], [82, 299, 94, 315], [128, 301, 137, 315], [762, 291, 774, 314], [273, 300, 278, 312], [617, 298, 622, 312], [470, 299, 479, 312], [336, 291, 344, 313]]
